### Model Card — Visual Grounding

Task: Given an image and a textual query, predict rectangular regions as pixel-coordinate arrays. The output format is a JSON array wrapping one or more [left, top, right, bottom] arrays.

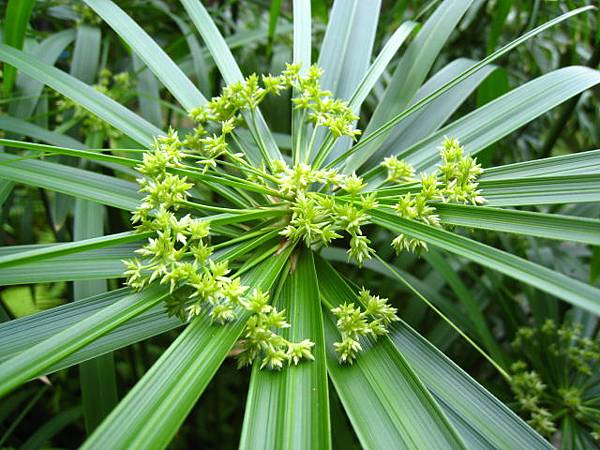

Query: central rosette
[[122, 64, 485, 369]]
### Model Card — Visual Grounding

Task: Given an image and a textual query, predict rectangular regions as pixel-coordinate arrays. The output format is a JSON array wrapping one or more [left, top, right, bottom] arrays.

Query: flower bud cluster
[[123, 128, 212, 302], [185, 63, 359, 172], [237, 289, 315, 370], [291, 65, 361, 139], [382, 137, 485, 254], [123, 130, 315, 369], [331, 288, 399, 364], [510, 320, 600, 438], [273, 161, 377, 265], [57, 69, 132, 140]]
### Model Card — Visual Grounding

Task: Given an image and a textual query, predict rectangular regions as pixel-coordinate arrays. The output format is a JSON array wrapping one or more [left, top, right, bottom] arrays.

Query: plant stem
[[374, 254, 511, 381]]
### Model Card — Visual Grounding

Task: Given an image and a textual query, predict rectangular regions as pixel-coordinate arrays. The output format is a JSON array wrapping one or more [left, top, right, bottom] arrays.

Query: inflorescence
[[510, 320, 600, 439], [123, 64, 486, 369], [57, 68, 132, 141]]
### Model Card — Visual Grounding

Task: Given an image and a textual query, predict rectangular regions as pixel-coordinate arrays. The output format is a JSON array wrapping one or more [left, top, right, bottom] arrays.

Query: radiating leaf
[[84, 0, 206, 110], [482, 149, 600, 180], [403, 66, 600, 171], [0, 285, 169, 397], [371, 208, 600, 316], [436, 203, 600, 245], [240, 250, 330, 450], [317, 257, 465, 449], [180, 0, 283, 165], [0, 153, 141, 210], [355, 0, 472, 165], [82, 246, 292, 450], [74, 199, 118, 433], [388, 321, 552, 449], [0, 44, 161, 147]]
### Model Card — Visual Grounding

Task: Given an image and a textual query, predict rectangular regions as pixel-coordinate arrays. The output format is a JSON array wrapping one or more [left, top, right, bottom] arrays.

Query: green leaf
[[153, 0, 211, 94], [0, 243, 136, 285], [328, 6, 595, 171], [370, 208, 600, 316], [312, 0, 382, 163], [0, 117, 85, 149], [74, 199, 118, 433], [354, 0, 473, 165], [9, 29, 77, 118], [84, 0, 206, 110], [0, 231, 148, 270], [2, 0, 35, 96], [268, 0, 283, 51], [403, 66, 600, 171], [424, 249, 506, 367], [351, 58, 496, 172], [132, 53, 163, 127], [70, 25, 102, 84], [436, 203, 600, 245], [240, 250, 330, 450], [481, 149, 600, 179], [316, 257, 466, 450], [0, 153, 141, 211], [291, 0, 311, 163], [0, 44, 162, 147], [82, 247, 293, 450], [318, 0, 380, 103], [0, 285, 169, 397], [479, 174, 600, 206], [0, 233, 276, 370], [388, 320, 552, 449], [292, 0, 311, 70], [347, 21, 418, 116]]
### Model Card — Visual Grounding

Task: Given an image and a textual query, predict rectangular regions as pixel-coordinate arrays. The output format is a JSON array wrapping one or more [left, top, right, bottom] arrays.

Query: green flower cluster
[[123, 129, 314, 369], [510, 364, 556, 436], [381, 137, 485, 254], [331, 288, 399, 364], [185, 63, 359, 171], [510, 320, 600, 439], [72, 2, 102, 25], [123, 64, 489, 372], [273, 161, 378, 266], [237, 289, 315, 370], [57, 69, 132, 140], [291, 65, 361, 139]]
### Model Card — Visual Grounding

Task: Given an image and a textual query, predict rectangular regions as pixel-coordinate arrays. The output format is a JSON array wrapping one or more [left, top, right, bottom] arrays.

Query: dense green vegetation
[[0, 1, 599, 449]]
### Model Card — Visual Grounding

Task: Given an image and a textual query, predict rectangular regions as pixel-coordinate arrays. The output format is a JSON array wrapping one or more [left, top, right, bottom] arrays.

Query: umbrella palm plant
[[1, 0, 600, 448]]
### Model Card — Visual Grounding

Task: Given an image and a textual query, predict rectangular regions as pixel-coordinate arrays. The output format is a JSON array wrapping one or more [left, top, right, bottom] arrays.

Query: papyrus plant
[[0, 0, 599, 448]]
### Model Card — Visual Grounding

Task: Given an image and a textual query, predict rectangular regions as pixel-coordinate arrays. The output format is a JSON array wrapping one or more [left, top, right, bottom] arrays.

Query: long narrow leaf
[[0, 285, 169, 397], [180, 0, 283, 165], [436, 203, 600, 245], [2, 0, 35, 96], [388, 320, 552, 449], [84, 0, 206, 110], [0, 44, 161, 147], [0, 153, 141, 210], [240, 250, 330, 450], [82, 247, 293, 450], [317, 257, 466, 449], [371, 208, 600, 315], [482, 149, 600, 180]]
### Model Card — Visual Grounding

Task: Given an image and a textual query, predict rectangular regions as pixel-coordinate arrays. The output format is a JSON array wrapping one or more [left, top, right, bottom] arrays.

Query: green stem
[[304, 124, 319, 164], [374, 254, 511, 381]]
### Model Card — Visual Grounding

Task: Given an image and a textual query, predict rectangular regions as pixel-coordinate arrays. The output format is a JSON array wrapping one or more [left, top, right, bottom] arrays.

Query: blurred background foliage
[[0, 0, 598, 448]]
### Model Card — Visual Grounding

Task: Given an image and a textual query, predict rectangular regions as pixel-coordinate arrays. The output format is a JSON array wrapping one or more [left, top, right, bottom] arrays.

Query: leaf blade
[[240, 250, 330, 450]]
